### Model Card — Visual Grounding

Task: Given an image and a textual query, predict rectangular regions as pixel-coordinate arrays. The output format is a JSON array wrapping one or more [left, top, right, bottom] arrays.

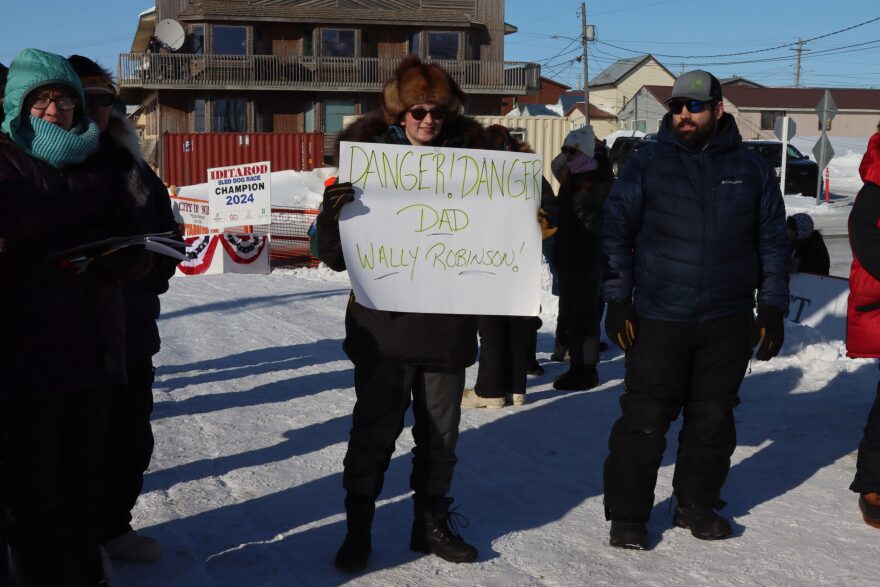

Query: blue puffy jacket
[[601, 113, 789, 322]]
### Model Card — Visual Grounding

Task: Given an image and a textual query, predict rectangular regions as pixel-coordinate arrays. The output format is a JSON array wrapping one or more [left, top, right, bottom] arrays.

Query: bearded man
[[599, 70, 790, 549]]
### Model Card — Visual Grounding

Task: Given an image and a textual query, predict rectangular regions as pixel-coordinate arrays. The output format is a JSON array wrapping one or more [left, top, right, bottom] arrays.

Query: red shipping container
[[163, 132, 324, 187]]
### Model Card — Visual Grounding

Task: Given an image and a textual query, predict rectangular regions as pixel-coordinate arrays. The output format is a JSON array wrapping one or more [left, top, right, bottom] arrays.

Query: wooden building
[[118, 0, 540, 172]]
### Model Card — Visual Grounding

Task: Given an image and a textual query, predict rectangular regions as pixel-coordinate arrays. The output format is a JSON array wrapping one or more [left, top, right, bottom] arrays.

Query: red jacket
[[847, 181, 880, 357], [860, 133, 880, 186]]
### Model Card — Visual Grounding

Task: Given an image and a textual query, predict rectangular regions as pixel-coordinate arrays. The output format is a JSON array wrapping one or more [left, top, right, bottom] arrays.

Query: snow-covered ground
[[110, 137, 880, 586]]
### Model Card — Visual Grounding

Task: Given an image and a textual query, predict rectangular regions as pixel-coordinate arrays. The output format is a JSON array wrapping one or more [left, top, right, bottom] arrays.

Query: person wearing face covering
[[549, 125, 613, 392], [0, 48, 145, 587]]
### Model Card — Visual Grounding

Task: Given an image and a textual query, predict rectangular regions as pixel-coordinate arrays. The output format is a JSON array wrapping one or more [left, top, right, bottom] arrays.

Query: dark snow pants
[[0, 387, 110, 587], [557, 267, 601, 366], [99, 356, 156, 541], [851, 364, 880, 494], [603, 311, 753, 523], [474, 316, 532, 398], [343, 359, 465, 499]]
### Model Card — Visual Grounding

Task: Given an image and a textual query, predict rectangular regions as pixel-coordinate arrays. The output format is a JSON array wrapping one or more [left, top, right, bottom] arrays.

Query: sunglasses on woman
[[85, 92, 116, 108], [408, 107, 447, 121], [561, 146, 579, 155], [668, 99, 714, 115]]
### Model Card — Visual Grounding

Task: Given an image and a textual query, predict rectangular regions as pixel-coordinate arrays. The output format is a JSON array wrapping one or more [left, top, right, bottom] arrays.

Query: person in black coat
[[601, 70, 789, 549], [550, 125, 613, 391], [69, 55, 181, 564], [0, 48, 144, 587], [787, 213, 830, 275], [316, 56, 485, 572]]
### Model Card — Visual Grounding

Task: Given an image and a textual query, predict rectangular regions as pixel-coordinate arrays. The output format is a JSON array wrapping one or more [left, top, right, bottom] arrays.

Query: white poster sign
[[170, 194, 210, 230], [337, 141, 543, 316], [787, 272, 849, 341], [207, 161, 272, 229]]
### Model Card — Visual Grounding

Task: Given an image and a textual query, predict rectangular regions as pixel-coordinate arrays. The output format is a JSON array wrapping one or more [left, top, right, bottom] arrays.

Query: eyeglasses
[[561, 146, 579, 155], [85, 93, 116, 108], [30, 94, 76, 111], [668, 99, 714, 115], [408, 107, 447, 121]]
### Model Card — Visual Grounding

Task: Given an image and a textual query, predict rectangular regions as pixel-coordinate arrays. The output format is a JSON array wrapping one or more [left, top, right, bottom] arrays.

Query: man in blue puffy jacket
[[601, 70, 789, 549]]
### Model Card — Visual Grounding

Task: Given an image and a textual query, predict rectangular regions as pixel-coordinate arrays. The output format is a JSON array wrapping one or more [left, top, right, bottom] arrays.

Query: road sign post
[[814, 90, 838, 204], [774, 116, 796, 197]]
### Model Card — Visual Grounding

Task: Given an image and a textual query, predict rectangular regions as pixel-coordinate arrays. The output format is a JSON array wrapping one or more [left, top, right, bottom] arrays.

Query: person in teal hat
[[0, 48, 145, 587]]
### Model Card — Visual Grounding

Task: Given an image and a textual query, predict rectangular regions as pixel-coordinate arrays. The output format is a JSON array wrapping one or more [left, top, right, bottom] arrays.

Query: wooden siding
[[156, 0, 189, 21]]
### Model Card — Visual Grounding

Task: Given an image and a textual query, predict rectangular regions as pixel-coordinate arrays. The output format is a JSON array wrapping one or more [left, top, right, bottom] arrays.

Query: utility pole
[[791, 38, 808, 88], [582, 1, 590, 124]]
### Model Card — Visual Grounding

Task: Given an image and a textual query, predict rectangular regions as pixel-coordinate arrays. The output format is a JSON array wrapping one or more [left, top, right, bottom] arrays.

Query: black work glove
[[322, 181, 354, 222], [605, 301, 638, 352], [752, 304, 785, 361], [322, 180, 355, 221]]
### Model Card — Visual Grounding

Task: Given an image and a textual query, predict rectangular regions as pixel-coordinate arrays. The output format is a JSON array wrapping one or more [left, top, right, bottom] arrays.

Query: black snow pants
[[0, 387, 110, 587], [557, 266, 601, 366], [99, 356, 156, 541], [851, 362, 880, 494], [604, 311, 753, 523], [474, 316, 532, 398], [343, 358, 465, 499]]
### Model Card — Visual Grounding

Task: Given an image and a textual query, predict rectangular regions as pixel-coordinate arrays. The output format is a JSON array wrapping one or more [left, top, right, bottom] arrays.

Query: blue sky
[[2, 1, 878, 90]]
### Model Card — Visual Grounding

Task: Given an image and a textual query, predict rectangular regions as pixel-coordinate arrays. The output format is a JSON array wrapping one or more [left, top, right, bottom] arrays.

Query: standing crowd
[[2, 46, 880, 585]]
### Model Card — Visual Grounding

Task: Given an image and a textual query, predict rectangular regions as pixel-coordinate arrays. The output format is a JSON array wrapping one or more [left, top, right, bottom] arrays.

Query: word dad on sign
[[338, 141, 543, 316]]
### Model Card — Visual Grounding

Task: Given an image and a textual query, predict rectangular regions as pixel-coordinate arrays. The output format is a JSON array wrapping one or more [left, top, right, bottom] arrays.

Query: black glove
[[752, 304, 785, 361], [605, 301, 638, 352], [322, 180, 355, 221]]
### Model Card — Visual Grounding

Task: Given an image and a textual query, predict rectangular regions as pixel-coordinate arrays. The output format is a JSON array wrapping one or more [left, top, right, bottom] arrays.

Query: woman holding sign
[[316, 55, 488, 572]]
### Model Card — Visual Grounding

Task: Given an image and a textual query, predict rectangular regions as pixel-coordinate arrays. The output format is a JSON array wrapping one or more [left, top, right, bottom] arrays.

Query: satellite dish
[[155, 19, 186, 52]]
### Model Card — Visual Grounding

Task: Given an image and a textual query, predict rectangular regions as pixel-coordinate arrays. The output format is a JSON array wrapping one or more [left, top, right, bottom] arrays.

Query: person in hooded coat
[[0, 48, 144, 587], [847, 125, 880, 528], [316, 56, 486, 573], [786, 213, 829, 275], [69, 54, 181, 565]]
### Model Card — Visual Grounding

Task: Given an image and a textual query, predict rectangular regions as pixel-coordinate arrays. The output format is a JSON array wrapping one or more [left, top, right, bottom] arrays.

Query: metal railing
[[118, 53, 540, 94]]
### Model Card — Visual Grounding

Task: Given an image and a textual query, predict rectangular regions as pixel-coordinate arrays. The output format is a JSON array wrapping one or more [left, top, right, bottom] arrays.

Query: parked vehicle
[[609, 135, 656, 177], [742, 140, 819, 198]]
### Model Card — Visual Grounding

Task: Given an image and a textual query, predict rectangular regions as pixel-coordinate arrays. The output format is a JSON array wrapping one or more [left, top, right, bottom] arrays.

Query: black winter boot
[[410, 495, 478, 563], [609, 521, 648, 550], [552, 364, 599, 391], [335, 494, 376, 572], [673, 501, 732, 540]]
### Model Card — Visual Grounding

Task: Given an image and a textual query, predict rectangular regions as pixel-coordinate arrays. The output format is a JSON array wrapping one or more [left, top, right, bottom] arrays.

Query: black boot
[[410, 495, 478, 563], [549, 342, 569, 362], [609, 521, 648, 550], [335, 494, 375, 572], [673, 501, 732, 540], [552, 364, 599, 391]]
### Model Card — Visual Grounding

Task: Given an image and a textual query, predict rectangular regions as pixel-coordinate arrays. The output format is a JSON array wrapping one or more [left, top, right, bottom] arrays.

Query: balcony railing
[[118, 53, 540, 94]]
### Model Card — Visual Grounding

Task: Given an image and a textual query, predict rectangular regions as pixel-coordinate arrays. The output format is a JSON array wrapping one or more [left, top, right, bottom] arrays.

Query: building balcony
[[118, 53, 540, 95]]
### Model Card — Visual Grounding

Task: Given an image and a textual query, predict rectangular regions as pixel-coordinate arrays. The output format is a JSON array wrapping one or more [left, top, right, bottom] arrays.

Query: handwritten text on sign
[[207, 161, 272, 229], [338, 141, 543, 316]]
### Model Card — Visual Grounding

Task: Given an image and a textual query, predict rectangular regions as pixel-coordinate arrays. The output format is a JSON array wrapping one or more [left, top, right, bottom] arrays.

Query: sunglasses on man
[[408, 107, 447, 121], [667, 99, 715, 115], [85, 92, 116, 108], [30, 94, 76, 111]]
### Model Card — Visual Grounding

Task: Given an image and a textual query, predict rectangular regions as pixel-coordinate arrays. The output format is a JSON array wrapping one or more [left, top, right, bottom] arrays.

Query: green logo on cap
[[693, 79, 704, 89]]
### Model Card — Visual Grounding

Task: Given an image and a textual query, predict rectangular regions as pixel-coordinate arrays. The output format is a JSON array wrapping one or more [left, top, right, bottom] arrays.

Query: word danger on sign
[[207, 162, 272, 229]]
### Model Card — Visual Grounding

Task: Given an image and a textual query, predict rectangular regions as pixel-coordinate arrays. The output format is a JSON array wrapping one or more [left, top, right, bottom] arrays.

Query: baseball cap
[[668, 70, 722, 103]]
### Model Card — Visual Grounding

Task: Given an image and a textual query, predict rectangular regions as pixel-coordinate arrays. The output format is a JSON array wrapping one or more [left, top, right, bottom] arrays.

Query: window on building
[[410, 31, 421, 56], [427, 31, 459, 60], [194, 99, 206, 132], [190, 24, 205, 54], [213, 25, 247, 55], [324, 98, 356, 133], [632, 119, 647, 133], [761, 110, 785, 131], [322, 29, 356, 58], [214, 98, 248, 132], [303, 28, 314, 57], [305, 101, 315, 132]]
